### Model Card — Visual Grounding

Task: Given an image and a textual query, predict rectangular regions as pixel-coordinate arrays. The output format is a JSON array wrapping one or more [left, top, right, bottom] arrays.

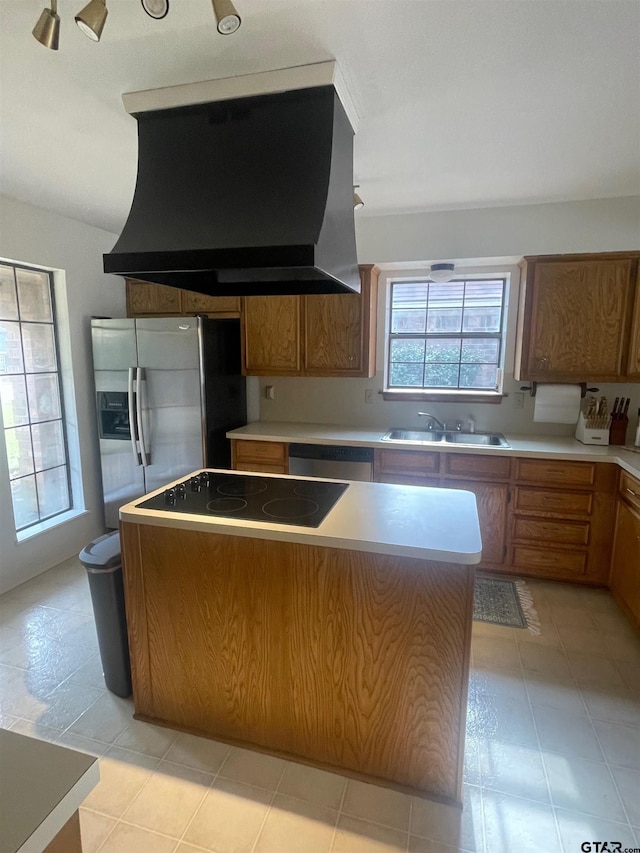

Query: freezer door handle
[[136, 367, 150, 467], [128, 367, 142, 466]]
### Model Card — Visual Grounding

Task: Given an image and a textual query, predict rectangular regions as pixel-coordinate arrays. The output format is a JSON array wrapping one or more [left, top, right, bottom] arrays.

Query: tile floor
[[0, 557, 639, 853]]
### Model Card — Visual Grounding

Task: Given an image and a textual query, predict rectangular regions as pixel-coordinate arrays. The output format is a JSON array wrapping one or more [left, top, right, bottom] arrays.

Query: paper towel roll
[[533, 383, 582, 424]]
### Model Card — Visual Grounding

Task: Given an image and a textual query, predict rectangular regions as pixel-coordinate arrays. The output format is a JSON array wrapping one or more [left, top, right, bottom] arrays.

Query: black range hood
[[104, 77, 360, 296]]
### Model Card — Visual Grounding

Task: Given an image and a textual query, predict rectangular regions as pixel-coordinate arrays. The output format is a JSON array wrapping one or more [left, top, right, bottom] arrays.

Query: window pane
[[424, 363, 459, 387], [37, 466, 70, 519], [16, 269, 53, 322], [32, 420, 65, 470], [462, 306, 502, 332], [5, 425, 34, 477], [428, 282, 464, 307], [22, 323, 56, 373], [426, 307, 462, 332], [459, 363, 498, 389], [391, 309, 426, 333], [389, 362, 423, 386], [390, 339, 425, 362], [461, 339, 500, 363], [0, 375, 29, 426], [425, 339, 461, 363], [464, 281, 504, 305], [0, 266, 18, 321], [26, 373, 62, 422], [10, 476, 39, 530], [0, 322, 25, 374]]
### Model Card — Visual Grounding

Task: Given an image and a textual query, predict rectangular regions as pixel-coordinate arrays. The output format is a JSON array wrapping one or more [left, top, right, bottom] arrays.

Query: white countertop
[[0, 730, 99, 853], [120, 469, 482, 564], [227, 421, 640, 479]]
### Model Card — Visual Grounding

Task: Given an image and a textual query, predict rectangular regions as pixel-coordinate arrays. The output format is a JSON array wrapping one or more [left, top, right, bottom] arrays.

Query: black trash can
[[79, 531, 132, 698]]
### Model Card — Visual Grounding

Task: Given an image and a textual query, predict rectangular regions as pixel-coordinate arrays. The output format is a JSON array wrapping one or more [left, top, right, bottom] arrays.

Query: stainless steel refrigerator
[[91, 316, 246, 528]]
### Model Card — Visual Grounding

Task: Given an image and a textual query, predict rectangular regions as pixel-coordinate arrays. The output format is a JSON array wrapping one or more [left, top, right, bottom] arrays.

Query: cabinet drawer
[[514, 458, 596, 487], [512, 545, 587, 578], [619, 470, 640, 513], [233, 440, 288, 464], [513, 517, 590, 546], [441, 453, 511, 480], [374, 449, 440, 477], [235, 462, 288, 474], [514, 487, 593, 516]]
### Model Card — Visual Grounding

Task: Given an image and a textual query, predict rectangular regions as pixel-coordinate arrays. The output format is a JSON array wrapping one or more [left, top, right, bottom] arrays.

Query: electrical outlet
[[364, 388, 374, 404], [513, 392, 524, 409], [265, 385, 275, 400]]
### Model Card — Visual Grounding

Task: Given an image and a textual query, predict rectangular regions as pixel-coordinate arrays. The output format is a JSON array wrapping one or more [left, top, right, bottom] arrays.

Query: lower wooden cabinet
[[231, 439, 289, 474], [373, 450, 509, 570], [509, 459, 616, 584], [373, 449, 617, 583], [610, 471, 640, 630]]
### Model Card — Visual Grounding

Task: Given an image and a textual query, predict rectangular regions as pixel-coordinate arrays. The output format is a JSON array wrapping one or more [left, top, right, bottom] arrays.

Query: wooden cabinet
[[515, 252, 639, 382], [509, 458, 616, 584], [373, 449, 510, 570], [627, 268, 640, 378], [373, 448, 617, 581], [241, 265, 379, 377], [610, 470, 640, 631], [231, 439, 289, 474], [126, 278, 241, 318]]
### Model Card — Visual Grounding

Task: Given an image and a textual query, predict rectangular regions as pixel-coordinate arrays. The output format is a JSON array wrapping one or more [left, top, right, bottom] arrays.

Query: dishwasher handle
[[288, 444, 374, 463]]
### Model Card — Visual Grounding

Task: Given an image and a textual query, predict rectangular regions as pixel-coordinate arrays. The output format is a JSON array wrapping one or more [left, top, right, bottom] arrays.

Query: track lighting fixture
[[32, 0, 60, 50], [353, 186, 364, 211], [212, 0, 241, 34], [33, 0, 241, 50], [75, 0, 108, 41]]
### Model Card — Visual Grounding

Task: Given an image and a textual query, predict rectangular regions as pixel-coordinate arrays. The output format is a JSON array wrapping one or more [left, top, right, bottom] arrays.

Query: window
[[387, 277, 506, 394], [0, 262, 72, 532]]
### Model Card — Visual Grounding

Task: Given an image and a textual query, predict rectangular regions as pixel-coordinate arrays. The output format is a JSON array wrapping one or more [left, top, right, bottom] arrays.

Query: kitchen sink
[[444, 432, 510, 447], [382, 429, 443, 443], [382, 429, 510, 448]]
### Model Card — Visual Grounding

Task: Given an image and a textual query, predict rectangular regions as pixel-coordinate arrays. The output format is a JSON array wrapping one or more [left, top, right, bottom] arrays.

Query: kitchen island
[[119, 470, 481, 805]]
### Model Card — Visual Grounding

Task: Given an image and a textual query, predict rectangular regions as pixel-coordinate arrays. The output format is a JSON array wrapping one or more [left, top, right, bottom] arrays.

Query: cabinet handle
[[626, 488, 638, 498], [536, 357, 549, 371]]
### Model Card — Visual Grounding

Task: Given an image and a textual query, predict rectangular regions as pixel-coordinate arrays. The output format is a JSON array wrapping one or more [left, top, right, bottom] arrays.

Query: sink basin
[[382, 429, 443, 443], [444, 432, 510, 447], [382, 429, 510, 448]]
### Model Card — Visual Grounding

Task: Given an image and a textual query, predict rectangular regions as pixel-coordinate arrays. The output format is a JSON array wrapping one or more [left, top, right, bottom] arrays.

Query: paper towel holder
[[520, 382, 599, 398]]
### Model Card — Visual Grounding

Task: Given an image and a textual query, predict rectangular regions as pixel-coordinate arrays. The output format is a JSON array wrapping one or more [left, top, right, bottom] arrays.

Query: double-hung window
[[0, 262, 72, 532], [387, 277, 506, 395]]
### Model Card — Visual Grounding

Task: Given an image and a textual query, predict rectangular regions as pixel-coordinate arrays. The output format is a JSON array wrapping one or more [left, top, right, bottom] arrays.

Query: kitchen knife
[[612, 397, 620, 417], [623, 398, 630, 417]]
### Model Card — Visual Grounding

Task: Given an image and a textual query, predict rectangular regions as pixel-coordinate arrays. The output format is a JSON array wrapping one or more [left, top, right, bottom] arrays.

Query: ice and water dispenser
[[96, 391, 131, 441]]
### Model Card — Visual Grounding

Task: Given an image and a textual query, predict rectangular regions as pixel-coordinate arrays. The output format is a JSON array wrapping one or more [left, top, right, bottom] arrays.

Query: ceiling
[[1, 0, 639, 237]]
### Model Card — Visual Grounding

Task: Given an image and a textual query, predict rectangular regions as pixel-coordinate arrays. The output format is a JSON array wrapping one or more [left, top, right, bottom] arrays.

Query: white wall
[[258, 197, 640, 435], [0, 195, 125, 593]]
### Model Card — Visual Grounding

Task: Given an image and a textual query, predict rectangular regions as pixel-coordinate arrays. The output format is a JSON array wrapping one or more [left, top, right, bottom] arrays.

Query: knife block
[[575, 413, 610, 445], [609, 417, 629, 446]]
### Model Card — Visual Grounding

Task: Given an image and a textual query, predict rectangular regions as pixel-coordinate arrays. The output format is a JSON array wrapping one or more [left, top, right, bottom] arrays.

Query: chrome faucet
[[418, 411, 445, 430]]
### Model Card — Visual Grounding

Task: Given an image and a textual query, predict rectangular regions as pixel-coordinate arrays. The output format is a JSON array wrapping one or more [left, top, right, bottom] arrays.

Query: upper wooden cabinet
[[241, 296, 301, 375], [241, 265, 379, 377], [126, 279, 241, 318], [515, 252, 639, 382]]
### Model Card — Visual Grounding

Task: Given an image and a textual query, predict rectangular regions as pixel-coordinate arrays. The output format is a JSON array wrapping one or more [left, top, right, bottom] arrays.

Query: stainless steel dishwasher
[[288, 443, 374, 481]]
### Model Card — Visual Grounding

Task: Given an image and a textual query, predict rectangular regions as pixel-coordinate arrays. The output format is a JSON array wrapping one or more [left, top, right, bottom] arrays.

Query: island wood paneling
[[120, 522, 474, 804]]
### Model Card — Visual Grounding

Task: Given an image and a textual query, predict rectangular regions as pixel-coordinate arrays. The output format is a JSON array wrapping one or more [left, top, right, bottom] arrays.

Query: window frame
[[383, 274, 508, 403], [0, 261, 74, 532]]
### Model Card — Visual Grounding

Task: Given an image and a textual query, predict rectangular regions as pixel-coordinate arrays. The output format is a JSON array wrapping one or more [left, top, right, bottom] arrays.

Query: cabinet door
[[520, 257, 635, 381], [627, 271, 640, 378], [126, 279, 182, 316], [610, 500, 640, 628], [182, 292, 241, 315], [241, 296, 301, 375], [448, 480, 509, 566], [303, 266, 379, 377]]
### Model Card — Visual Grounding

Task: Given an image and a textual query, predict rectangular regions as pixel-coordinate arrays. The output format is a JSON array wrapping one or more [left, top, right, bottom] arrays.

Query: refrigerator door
[[91, 320, 145, 528], [135, 317, 205, 495]]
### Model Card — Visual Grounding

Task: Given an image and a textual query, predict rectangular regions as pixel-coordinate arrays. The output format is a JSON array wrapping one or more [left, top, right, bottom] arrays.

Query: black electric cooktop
[[137, 471, 349, 528]]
